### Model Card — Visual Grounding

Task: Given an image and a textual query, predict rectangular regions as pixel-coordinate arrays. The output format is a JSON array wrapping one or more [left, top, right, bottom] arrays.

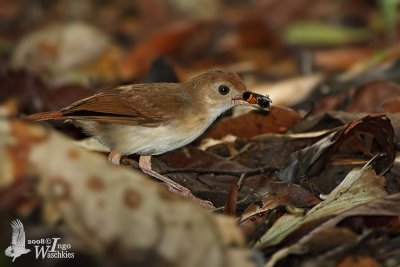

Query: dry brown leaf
[[337, 256, 383, 267], [120, 20, 205, 80], [313, 47, 374, 71], [256, 166, 387, 249], [202, 106, 300, 140], [224, 182, 239, 216], [346, 80, 400, 113]]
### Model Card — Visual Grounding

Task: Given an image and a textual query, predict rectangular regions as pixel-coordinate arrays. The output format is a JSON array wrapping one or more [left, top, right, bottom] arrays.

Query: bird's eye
[[218, 85, 230, 95]]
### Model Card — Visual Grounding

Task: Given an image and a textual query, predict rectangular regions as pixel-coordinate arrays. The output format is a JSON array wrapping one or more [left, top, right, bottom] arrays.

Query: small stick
[[160, 166, 279, 177]]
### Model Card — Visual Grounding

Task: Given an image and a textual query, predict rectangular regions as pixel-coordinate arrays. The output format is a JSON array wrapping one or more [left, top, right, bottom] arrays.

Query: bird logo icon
[[4, 219, 31, 262]]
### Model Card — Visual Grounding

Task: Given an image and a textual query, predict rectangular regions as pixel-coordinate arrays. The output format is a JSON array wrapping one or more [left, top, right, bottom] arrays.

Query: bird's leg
[[138, 155, 214, 208], [139, 155, 186, 191], [108, 151, 122, 165]]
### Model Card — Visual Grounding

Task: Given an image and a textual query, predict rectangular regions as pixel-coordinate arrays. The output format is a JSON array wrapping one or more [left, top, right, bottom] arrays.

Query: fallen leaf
[[320, 192, 400, 227], [265, 227, 358, 267], [346, 80, 400, 113], [379, 96, 400, 113], [235, 130, 332, 169], [313, 47, 374, 71], [337, 256, 383, 267], [282, 114, 395, 188], [202, 106, 300, 140], [120, 20, 206, 80], [256, 166, 387, 249], [292, 111, 400, 142], [224, 182, 239, 216]]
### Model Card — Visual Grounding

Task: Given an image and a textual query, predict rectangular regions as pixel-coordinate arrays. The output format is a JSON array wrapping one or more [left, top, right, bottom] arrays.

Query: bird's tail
[[24, 111, 63, 121]]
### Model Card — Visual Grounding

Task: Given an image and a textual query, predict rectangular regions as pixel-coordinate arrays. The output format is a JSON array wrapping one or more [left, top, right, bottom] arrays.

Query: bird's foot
[[108, 151, 122, 165], [139, 155, 214, 209]]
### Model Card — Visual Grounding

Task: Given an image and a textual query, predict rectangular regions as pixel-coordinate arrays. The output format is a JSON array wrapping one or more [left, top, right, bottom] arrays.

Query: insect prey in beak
[[243, 91, 272, 109]]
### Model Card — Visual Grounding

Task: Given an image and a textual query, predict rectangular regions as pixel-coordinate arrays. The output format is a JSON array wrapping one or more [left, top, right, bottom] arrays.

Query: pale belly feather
[[104, 115, 217, 155]]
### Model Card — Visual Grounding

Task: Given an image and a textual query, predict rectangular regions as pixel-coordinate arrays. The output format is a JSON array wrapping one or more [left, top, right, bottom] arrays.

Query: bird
[[25, 70, 271, 198], [5, 219, 31, 262]]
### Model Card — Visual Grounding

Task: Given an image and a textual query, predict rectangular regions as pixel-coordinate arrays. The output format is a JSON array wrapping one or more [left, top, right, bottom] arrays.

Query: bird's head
[[188, 70, 271, 116]]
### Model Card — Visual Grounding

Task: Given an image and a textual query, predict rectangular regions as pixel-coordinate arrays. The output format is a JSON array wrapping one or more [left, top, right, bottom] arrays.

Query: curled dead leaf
[[282, 114, 395, 191]]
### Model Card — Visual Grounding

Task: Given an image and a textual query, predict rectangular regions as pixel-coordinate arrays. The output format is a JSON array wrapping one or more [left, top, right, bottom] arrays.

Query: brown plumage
[[25, 70, 271, 198], [26, 83, 188, 126]]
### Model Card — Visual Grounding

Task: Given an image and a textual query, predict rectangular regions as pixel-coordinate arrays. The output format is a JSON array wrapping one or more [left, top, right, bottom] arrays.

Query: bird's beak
[[232, 91, 272, 110]]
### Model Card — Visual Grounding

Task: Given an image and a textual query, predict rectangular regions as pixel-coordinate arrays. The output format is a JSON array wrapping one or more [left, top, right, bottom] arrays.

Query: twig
[[228, 143, 253, 160], [121, 157, 278, 179], [212, 193, 263, 212], [160, 166, 279, 177]]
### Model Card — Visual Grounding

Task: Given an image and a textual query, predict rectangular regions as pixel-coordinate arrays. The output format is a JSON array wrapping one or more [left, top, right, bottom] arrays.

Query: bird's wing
[[60, 84, 189, 126], [10, 220, 26, 247]]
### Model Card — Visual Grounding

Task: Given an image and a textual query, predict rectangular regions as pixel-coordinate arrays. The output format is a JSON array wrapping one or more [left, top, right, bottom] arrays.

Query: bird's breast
[[109, 112, 217, 156]]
